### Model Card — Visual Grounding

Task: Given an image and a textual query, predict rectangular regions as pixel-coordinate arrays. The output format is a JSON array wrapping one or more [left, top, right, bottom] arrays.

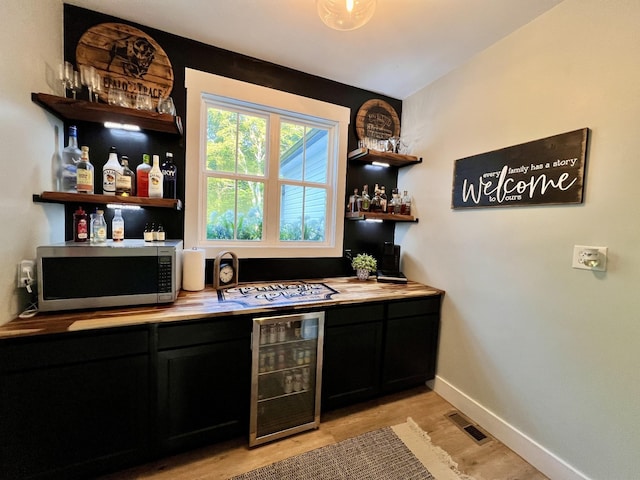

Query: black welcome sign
[[452, 128, 589, 209]]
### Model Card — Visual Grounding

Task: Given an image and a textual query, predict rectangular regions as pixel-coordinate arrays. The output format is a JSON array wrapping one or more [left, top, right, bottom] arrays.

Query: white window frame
[[185, 68, 350, 259]]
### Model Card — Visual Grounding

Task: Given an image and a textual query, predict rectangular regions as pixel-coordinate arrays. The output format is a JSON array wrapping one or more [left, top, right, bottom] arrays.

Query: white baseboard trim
[[431, 376, 590, 480]]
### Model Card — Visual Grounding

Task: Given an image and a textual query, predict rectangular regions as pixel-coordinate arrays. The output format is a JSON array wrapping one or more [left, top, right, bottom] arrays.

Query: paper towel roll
[[182, 247, 205, 291]]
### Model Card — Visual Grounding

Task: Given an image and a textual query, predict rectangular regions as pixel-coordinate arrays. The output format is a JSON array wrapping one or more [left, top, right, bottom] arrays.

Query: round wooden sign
[[76, 22, 174, 106], [355, 99, 401, 140]]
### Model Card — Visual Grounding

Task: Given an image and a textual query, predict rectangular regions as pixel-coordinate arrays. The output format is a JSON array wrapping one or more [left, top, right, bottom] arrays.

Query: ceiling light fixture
[[317, 0, 376, 31]]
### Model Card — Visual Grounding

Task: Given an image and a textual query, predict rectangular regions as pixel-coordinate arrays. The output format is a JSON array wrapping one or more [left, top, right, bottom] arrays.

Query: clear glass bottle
[[102, 146, 122, 196], [112, 208, 124, 241], [116, 156, 135, 196], [148, 155, 164, 198], [348, 188, 360, 213], [136, 154, 151, 197], [76, 146, 94, 194], [89, 210, 97, 243], [156, 224, 165, 241], [93, 209, 107, 243], [401, 190, 411, 215], [161, 151, 177, 199], [61, 125, 81, 192]]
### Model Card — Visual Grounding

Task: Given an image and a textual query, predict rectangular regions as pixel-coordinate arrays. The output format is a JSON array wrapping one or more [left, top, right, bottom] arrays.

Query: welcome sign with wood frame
[[452, 128, 589, 209]]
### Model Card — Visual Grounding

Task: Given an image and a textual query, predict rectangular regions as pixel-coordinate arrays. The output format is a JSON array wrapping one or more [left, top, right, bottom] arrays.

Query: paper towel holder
[[213, 251, 239, 289]]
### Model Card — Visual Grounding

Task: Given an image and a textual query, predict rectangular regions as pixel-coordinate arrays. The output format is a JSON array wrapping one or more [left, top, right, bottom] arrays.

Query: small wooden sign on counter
[[452, 128, 589, 209]]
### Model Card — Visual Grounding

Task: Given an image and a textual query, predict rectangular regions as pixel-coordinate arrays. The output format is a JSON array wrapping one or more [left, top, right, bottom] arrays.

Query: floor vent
[[445, 411, 492, 445]]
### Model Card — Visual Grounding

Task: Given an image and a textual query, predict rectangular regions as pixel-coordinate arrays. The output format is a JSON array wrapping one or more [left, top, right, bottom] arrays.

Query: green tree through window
[[206, 106, 328, 242]]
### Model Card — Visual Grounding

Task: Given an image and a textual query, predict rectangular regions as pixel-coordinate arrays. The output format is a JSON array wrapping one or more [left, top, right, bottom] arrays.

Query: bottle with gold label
[[116, 156, 135, 196], [93, 210, 107, 243], [76, 146, 94, 194]]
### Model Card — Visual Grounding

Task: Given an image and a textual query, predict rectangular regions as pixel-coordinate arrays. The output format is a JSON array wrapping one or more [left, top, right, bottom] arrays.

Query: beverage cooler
[[249, 311, 324, 447]]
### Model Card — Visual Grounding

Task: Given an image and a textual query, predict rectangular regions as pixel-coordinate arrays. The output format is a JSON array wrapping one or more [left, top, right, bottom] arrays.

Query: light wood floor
[[100, 386, 547, 480]]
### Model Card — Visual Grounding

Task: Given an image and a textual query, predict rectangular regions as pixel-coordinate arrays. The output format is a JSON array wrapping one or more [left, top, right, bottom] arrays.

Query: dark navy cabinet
[[322, 295, 441, 412], [0, 327, 150, 480]]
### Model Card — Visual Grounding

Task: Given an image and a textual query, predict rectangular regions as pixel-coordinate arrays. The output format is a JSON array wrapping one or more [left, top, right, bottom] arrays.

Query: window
[[185, 69, 350, 259]]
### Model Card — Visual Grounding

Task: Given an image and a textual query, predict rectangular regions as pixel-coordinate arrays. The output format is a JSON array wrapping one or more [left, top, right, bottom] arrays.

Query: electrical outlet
[[572, 245, 607, 271], [17, 260, 35, 288]]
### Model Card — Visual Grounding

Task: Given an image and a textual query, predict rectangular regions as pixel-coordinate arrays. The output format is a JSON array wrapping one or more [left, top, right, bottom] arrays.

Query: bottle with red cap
[[73, 206, 88, 242]]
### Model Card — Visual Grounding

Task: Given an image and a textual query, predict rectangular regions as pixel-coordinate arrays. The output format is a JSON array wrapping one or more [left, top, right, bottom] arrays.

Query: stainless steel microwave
[[36, 239, 183, 312]]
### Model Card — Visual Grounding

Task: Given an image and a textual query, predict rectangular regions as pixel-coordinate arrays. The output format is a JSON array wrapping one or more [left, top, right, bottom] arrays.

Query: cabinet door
[[157, 333, 250, 452], [322, 321, 383, 410], [382, 298, 441, 393], [322, 304, 384, 411], [0, 329, 149, 480]]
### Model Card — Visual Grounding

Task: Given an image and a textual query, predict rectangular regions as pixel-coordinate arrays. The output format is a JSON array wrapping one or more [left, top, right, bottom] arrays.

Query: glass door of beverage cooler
[[250, 311, 324, 447]]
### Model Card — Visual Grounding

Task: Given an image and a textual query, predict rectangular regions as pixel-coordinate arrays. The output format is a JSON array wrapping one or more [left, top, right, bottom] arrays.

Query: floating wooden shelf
[[348, 148, 422, 168], [346, 211, 417, 222], [33, 191, 182, 210], [31, 93, 183, 136]]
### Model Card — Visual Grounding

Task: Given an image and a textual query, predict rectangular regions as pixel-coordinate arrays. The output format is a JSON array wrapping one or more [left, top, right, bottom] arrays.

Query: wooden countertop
[[0, 277, 443, 340]]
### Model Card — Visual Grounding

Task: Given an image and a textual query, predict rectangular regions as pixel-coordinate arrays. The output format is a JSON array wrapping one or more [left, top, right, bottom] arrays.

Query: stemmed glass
[[59, 61, 73, 97], [70, 70, 82, 99], [157, 96, 176, 115], [91, 72, 102, 102], [80, 65, 96, 102]]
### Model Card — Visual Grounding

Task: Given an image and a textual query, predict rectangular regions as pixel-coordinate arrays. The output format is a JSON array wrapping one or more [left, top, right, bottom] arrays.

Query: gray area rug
[[231, 426, 435, 480]]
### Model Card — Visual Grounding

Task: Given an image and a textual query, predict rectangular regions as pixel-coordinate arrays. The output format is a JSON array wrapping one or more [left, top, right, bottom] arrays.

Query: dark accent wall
[[63, 4, 402, 281]]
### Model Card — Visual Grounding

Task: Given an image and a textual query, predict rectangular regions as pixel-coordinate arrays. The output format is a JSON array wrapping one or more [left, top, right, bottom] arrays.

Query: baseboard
[[432, 376, 590, 480]]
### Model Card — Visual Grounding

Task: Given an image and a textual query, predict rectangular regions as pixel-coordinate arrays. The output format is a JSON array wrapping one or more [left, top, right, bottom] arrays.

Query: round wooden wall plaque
[[355, 99, 401, 140], [76, 22, 174, 105]]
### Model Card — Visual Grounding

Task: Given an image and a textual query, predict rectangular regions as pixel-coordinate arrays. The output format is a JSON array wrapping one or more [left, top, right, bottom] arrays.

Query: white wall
[[399, 0, 640, 478], [0, 0, 65, 325]]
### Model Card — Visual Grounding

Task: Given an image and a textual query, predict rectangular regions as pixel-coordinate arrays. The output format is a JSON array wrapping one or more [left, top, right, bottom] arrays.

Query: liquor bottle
[[116, 156, 135, 196], [361, 185, 370, 212], [148, 155, 164, 198], [112, 208, 124, 241], [391, 188, 401, 214], [136, 154, 151, 197], [379, 186, 388, 213], [156, 224, 165, 241], [73, 206, 88, 242], [93, 210, 107, 243], [348, 188, 360, 213], [76, 146, 94, 194], [370, 183, 381, 211], [143, 223, 153, 242], [103, 146, 122, 196], [161, 151, 177, 199], [401, 190, 411, 215], [61, 125, 81, 192]]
